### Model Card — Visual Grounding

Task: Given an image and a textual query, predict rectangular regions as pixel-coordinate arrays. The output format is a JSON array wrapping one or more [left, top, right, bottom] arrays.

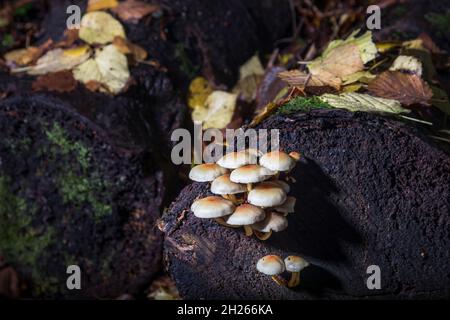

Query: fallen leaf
[[87, 0, 119, 12], [341, 71, 376, 85], [192, 91, 237, 129], [13, 46, 91, 75], [73, 44, 130, 94], [112, 36, 147, 62], [232, 54, 264, 102], [4, 47, 41, 66], [32, 70, 77, 93], [277, 69, 336, 95], [112, 0, 160, 23], [368, 71, 432, 106], [320, 92, 409, 114], [79, 11, 126, 45], [188, 76, 213, 109], [389, 55, 423, 77], [55, 29, 79, 48]]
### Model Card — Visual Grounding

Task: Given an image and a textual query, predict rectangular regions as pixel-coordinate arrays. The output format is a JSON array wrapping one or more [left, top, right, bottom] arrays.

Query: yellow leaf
[[87, 0, 119, 12], [13, 46, 91, 75], [341, 71, 375, 85], [192, 91, 237, 129], [73, 44, 130, 94], [79, 11, 126, 45], [4, 47, 40, 66], [233, 54, 264, 102], [112, 36, 147, 62], [249, 102, 279, 127], [188, 77, 212, 109], [320, 93, 409, 114], [389, 55, 422, 77]]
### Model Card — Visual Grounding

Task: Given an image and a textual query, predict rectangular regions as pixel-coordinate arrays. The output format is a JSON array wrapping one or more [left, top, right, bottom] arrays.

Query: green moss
[[45, 124, 112, 221], [425, 10, 450, 38], [0, 175, 56, 295], [277, 96, 331, 115]]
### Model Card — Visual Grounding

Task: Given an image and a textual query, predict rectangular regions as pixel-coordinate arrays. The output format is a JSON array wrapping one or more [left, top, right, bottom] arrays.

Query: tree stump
[[161, 110, 450, 299]]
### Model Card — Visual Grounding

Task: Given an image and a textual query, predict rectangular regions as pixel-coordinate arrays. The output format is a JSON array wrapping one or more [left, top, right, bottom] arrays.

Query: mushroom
[[259, 151, 301, 176], [256, 255, 286, 286], [217, 149, 258, 169], [189, 163, 228, 182], [224, 204, 265, 236], [264, 180, 290, 193], [247, 182, 286, 208], [252, 211, 288, 240], [284, 255, 309, 288], [210, 174, 246, 203], [273, 196, 296, 216], [190, 196, 235, 225], [230, 164, 275, 191]]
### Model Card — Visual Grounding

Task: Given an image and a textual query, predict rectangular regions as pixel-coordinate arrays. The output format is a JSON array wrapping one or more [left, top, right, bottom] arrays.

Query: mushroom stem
[[222, 194, 238, 204], [247, 183, 253, 192], [274, 171, 280, 179], [254, 230, 273, 240], [271, 275, 287, 286], [214, 217, 239, 228], [243, 225, 253, 237], [288, 272, 300, 288]]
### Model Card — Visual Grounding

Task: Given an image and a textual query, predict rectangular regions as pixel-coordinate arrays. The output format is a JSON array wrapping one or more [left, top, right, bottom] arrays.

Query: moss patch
[[45, 124, 112, 221], [277, 96, 331, 115], [0, 175, 56, 295]]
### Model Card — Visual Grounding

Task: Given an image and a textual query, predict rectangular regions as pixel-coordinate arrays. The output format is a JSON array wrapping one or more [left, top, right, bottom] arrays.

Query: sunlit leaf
[[79, 11, 126, 45], [192, 91, 237, 129], [389, 55, 423, 77], [87, 0, 118, 12]]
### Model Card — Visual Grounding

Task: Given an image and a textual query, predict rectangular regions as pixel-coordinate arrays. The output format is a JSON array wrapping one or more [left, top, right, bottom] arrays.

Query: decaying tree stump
[[161, 110, 450, 299]]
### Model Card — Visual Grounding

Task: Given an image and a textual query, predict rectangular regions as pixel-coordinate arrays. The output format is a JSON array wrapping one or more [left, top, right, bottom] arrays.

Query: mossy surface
[[277, 96, 331, 115], [0, 175, 56, 295], [45, 124, 112, 221]]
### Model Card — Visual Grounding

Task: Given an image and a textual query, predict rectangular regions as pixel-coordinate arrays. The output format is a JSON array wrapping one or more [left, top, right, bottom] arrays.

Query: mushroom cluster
[[189, 150, 301, 240], [256, 254, 309, 288]]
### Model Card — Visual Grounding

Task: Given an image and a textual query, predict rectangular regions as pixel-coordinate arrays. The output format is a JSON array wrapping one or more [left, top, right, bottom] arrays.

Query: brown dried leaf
[[278, 70, 324, 87], [112, 0, 160, 23], [4, 47, 41, 66], [368, 71, 433, 106], [55, 29, 79, 48], [113, 36, 147, 62], [87, 0, 119, 12], [85, 80, 104, 92], [32, 70, 77, 93]]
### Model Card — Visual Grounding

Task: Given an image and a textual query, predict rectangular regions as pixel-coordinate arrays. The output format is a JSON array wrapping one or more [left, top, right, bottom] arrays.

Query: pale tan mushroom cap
[[264, 180, 290, 193], [229, 165, 275, 184], [247, 182, 286, 207], [189, 163, 228, 182], [211, 174, 247, 195], [224, 204, 265, 225], [217, 150, 258, 169], [256, 255, 285, 275], [284, 255, 309, 272], [252, 211, 288, 232], [260, 151, 296, 171], [190, 196, 235, 218], [273, 196, 296, 214]]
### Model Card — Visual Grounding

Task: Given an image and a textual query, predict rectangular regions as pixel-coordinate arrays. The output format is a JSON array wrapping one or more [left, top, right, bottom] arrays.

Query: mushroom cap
[[189, 163, 228, 182], [217, 150, 258, 169], [273, 196, 296, 214], [284, 255, 309, 272], [259, 151, 296, 171], [289, 151, 301, 161], [252, 211, 288, 232], [190, 196, 235, 218], [229, 165, 275, 184], [256, 255, 285, 276], [224, 204, 265, 226], [247, 182, 286, 207], [264, 180, 290, 193], [211, 174, 247, 195]]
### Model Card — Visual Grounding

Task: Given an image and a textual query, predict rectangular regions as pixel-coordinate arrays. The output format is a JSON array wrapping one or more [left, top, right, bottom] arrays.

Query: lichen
[[0, 175, 56, 295], [277, 96, 331, 115]]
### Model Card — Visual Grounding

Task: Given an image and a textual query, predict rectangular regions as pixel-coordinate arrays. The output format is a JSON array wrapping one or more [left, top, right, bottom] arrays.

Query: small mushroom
[[284, 255, 309, 288], [264, 180, 290, 193], [210, 174, 246, 203], [247, 182, 286, 208], [224, 204, 265, 236], [259, 151, 301, 175], [217, 149, 258, 169], [229, 164, 275, 191], [256, 255, 286, 286], [190, 196, 235, 225], [189, 163, 228, 182], [252, 211, 288, 240], [273, 196, 296, 216]]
